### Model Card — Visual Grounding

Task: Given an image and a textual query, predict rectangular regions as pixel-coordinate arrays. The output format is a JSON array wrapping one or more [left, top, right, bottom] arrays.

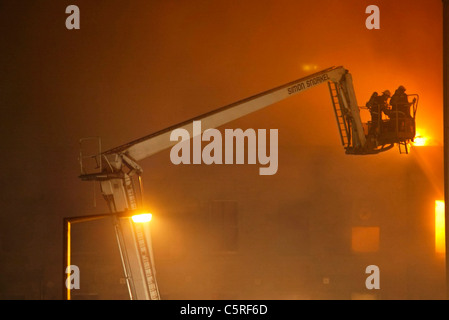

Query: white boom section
[[104, 66, 366, 161]]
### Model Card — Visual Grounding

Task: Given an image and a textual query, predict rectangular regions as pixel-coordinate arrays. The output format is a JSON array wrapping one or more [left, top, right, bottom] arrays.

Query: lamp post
[[63, 210, 154, 300]]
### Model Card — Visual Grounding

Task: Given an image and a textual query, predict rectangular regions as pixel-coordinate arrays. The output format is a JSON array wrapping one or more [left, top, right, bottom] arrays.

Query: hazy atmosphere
[[0, 0, 444, 300]]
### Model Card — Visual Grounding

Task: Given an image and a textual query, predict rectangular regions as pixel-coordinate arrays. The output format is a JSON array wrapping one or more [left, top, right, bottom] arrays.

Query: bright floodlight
[[412, 131, 428, 147], [132, 213, 152, 223], [413, 136, 428, 147]]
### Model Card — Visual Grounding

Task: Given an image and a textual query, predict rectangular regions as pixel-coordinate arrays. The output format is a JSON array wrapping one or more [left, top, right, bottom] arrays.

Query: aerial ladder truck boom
[[78, 66, 417, 300]]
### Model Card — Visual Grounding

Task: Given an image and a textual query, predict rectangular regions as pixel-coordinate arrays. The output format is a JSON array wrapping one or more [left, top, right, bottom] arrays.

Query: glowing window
[[435, 200, 445, 254], [351, 227, 380, 253]]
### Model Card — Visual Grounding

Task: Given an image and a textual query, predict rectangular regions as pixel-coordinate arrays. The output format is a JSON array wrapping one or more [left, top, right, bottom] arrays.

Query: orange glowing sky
[[67, 0, 443, 149], [0, 0, 442, 219], [0, 0, 442, 204], [2, 0, 442, 150]]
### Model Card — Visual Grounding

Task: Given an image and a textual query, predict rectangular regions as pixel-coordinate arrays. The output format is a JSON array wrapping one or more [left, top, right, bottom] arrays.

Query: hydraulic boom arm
[[78, 65, 411, 300], [103, 66, 366, 163]]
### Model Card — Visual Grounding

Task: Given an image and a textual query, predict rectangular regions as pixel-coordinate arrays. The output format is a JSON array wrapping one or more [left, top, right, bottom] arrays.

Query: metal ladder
[[328, 82, 351, 149], [133, 223, 160, 300], [124, 174, 160, 300]]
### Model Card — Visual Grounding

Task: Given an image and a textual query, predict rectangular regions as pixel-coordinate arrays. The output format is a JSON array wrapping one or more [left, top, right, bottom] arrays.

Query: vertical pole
[[443, 0, 449, 300], [63, 218, 71, 300]]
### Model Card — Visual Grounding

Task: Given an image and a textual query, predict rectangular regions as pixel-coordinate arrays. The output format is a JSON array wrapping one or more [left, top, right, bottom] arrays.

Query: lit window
[[435, 200, 445, 254]]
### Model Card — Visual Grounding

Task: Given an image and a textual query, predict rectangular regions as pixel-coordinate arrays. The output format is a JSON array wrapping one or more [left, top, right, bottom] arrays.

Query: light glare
[[132, 213, 152, 223], [435, 200, 445, 254], [413, 135, 428, 147]]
